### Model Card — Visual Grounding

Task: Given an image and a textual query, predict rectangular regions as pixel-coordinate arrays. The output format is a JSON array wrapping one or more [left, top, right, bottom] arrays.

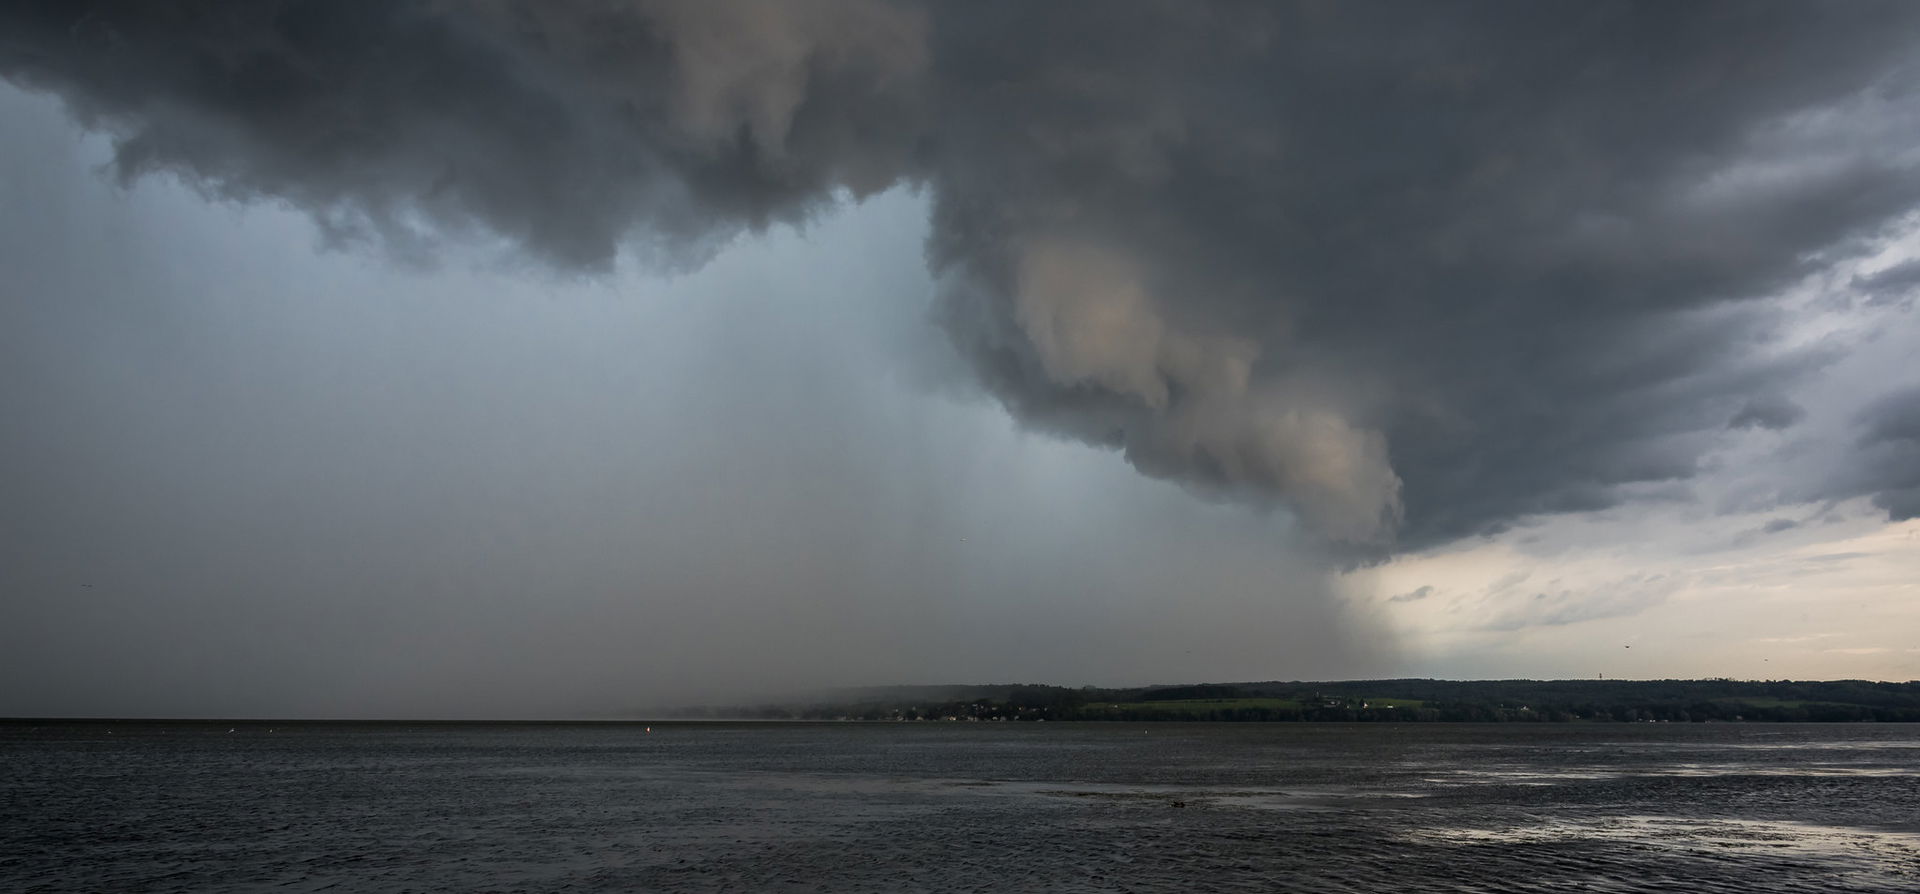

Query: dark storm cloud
[[1849, 386, 1920, 520], [1851, 258, 1920, 306], [5, 0, 1920, 550], [0, 0, 930, 269], [1861, 386, 1920, 446], [1729, 396, 1806, 432], [1386, 585, 1434, 605], [921, 2, 1920, 550]]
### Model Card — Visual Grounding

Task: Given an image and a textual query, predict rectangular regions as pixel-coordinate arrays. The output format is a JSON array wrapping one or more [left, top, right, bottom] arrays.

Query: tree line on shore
[[683, 678, 1920, 723]]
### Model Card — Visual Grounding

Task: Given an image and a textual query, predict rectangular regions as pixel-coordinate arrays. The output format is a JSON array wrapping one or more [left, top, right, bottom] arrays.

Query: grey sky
[[0, 85, 1380, 717], [3, 2, 1919, 716]]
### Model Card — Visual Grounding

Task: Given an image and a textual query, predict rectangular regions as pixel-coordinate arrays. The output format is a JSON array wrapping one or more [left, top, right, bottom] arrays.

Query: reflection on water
[[3, 722, 1917, 892], [1418, 817, 1920, 891]]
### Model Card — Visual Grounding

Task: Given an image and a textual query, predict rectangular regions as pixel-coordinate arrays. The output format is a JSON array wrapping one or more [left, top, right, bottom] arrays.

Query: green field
[[1354, 696, 1426, 709]]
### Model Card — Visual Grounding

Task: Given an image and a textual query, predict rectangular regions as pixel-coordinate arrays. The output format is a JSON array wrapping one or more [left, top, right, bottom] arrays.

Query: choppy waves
[[3, 722, 1916, 892]]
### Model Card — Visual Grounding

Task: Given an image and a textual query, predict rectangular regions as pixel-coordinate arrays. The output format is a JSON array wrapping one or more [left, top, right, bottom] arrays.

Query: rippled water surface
[[4, 722, 1917, 892]]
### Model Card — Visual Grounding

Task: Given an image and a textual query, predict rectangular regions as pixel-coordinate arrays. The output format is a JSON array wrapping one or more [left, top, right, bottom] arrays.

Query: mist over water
[[0, 86, 1385, 718]]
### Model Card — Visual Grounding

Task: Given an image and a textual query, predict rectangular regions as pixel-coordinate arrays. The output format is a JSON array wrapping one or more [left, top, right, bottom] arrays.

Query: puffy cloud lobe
[[1007, 237, 1402, 542], [4, 0, 1920, 549]]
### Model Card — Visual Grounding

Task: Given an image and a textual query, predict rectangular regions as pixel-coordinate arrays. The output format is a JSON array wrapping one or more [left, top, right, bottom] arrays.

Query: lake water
[[4, 722, 1917, 892]]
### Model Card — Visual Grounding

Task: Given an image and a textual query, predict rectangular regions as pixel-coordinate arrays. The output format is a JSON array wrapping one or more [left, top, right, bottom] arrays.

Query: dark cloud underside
[[4, 0, 1918, 550], [1848, 387, 1920, 520]]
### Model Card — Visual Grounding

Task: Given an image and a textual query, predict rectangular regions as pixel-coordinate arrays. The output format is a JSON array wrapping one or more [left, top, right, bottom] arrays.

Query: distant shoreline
[[8, 678, 1918, 724], [673, 677, 1920, 724]]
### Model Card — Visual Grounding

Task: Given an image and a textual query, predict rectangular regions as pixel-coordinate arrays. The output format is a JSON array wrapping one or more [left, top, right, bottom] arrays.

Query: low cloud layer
[[5, 1, 1920, 550]]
